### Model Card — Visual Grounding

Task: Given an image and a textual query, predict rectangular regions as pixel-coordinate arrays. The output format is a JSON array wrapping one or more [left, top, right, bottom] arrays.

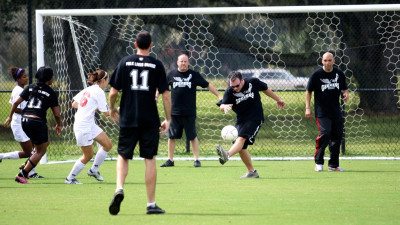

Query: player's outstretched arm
[[208, 83, 222, 100], [263, 88, 285, 109]]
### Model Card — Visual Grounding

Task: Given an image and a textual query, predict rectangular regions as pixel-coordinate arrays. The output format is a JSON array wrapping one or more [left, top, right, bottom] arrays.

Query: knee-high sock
[[67, 160, 85, 180], [90, 146, 108, 172], [0, 151, 20, 159]]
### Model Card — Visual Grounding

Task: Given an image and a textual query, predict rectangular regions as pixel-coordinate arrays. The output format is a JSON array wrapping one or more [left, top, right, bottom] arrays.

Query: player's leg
[[161, 116, 182, 167], [65, 145, 93, 184], [328, 117, 344, 171], [239, 149, 259, 178], [16, 141, 48, 183], [109, 154, 128, 215], [1, 124, 32, 160], [185, 116, 201, 166], [109, 127, 136, 215], [88, 129, 112, 180], [139, 127, 165, 214], [314, 117, 331, 169]]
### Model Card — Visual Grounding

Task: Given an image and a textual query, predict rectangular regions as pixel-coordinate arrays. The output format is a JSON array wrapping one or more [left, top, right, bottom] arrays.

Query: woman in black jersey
[[5, 66, 62, 184]]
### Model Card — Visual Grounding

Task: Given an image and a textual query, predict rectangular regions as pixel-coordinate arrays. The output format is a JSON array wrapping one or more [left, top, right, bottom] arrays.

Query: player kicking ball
[[217, 71, 285, 178]]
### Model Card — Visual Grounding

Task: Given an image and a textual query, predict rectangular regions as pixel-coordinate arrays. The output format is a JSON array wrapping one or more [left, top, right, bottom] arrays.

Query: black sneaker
[[109, 189, 124, 215], [160, 159, 174, 167], [29, 173, 45, 179], [193, 160, 201, 167], [146, 204, 165, 214]]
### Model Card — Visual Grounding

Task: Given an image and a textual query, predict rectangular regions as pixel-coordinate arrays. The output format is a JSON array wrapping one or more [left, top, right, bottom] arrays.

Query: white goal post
[[35, 4, 400, 161]]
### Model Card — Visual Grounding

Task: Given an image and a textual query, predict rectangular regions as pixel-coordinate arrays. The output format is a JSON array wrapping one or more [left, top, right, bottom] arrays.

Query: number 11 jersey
[[109, 54, 169, 128]]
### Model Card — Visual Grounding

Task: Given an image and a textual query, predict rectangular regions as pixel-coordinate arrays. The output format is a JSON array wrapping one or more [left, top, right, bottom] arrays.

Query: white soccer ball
[[221, 125, 238, 141]]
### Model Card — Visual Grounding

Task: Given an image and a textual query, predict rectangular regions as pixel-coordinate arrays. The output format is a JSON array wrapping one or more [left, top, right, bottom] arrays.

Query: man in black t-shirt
[[305, 52, 349, 172], [160, 53, 221, 168], [217, 71, 285, 178], [5, 66, 62, 184], [108, 31, 171, 215]]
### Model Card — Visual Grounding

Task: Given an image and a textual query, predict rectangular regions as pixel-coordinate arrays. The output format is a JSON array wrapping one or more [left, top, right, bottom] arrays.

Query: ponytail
[[87, 69, 107, 86]]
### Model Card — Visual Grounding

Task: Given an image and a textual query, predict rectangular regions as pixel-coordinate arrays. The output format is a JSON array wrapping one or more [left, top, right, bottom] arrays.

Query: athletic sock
[[90, 146, 108, 172], [28, 168, 37, 176], [1, 151, 20, 159], [67, 160, 85, 180], [147, 202, 156, 208]]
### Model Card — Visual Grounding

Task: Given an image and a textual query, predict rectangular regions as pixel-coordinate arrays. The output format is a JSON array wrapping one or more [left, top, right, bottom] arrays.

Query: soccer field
[[1, 159, 399, 225]]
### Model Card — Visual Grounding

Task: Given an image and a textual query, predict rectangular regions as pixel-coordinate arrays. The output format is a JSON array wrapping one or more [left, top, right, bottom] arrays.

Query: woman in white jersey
[[65, 69, 113, 184], [1, 67, 43, 178]]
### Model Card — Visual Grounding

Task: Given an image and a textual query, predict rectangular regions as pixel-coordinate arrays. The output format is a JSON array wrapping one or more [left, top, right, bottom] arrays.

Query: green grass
[[0, 159, 399, 225]]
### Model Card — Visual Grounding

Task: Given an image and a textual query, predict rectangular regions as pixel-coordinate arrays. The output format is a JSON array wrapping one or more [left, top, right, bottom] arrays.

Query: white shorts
[[74, 124, 103, 147], [11, 122, 30, 142]]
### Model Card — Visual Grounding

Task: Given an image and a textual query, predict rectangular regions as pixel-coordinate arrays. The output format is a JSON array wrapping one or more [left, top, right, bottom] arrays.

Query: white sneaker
[[65, 177, 81, 184], [314, 164, 323, 172], [87, 169, 104, 181]]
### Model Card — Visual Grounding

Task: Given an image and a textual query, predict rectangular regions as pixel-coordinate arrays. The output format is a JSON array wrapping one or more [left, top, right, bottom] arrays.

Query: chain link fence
[[1, 3, 399, 161]]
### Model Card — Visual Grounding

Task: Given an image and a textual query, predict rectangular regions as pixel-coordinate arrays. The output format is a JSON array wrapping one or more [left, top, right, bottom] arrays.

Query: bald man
[[305, 52, 349, 172]]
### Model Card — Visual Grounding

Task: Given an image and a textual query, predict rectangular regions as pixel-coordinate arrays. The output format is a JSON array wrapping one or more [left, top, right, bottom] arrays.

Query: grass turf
[[0, 159, 399, 225]]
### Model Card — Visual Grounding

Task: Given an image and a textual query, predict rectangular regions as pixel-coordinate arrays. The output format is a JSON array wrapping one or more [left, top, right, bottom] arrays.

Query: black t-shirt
[[167, 69, 209, 116], [306, 67, 348, 118], [221, 78, 268, 123], [20, 83, 59, 123], [109, 54, 168, 128]]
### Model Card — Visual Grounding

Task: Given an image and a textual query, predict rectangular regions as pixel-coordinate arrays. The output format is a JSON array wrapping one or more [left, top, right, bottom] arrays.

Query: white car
[[237, 68, 309, 90]]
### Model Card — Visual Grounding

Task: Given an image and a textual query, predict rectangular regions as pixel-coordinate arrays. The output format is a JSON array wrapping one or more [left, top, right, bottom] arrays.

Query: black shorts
[[117, 126, 159, 160], [168, 115, 197, 140], [237, 120, 263, 149], [21, 118, 49, 145]]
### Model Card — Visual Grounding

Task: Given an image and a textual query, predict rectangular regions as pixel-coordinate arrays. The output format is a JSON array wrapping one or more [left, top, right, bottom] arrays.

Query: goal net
[[36, 5, 400, 160]]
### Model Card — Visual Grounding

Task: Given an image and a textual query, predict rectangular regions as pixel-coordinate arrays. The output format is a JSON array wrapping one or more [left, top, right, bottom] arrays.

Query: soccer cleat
[[315, 164, 323, 172], [64, 177, 82, 184], [216, 145, 229, 165], [109, 189, 124, 215], [240, 170, 260, 178], [160, 159, 174, 167], [328, 166, 344, 172], [29, 173, 45, 179], [146, 204, 165, 214], [15, 175, 28, 184], [193, 160, 201, 167], [87, 169, 104, 181]]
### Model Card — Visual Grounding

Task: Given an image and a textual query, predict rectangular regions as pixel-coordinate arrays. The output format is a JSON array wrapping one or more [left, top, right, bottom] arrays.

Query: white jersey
[[73, 84, 108, 130], [9, 85, 27, 126]]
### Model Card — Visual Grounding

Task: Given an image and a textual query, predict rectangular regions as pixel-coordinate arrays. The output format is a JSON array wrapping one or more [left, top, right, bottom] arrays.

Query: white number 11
[[130, 69, 149, 91]]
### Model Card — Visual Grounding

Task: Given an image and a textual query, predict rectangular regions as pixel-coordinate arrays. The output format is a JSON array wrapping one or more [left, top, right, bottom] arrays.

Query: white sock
[[90, 146, 108, 172], [28, 168, 37, 176], [147, 202, 156, 207], [1, 151, 20, 159], [67, 160, 85, 180]]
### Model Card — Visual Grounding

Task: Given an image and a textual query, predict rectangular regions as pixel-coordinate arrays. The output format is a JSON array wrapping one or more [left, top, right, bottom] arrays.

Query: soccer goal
[[36, 4, 400, 161]]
